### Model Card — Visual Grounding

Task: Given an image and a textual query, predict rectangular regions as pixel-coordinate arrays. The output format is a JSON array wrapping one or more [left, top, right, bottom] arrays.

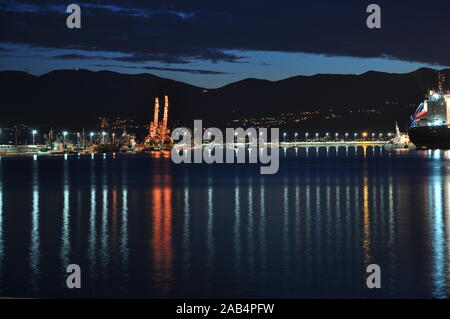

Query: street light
[[345, 133, 349, 140], [62, 131, 68, 150], [89, 132, 94, 143], [295, 132, 298, 141], [335, 133, 339, 140], [315, 133, 319, 140], [354, 133, 358, 140], [283, 132, 287, 142], [305, 132, 309, 140], [31, 130, 37, 145]]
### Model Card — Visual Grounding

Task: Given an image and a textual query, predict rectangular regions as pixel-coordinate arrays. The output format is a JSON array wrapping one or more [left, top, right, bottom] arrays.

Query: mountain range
[[1, 67, 447, 131]]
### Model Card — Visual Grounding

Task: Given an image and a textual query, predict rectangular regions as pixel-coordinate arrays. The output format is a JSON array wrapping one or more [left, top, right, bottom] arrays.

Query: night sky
[[1, 0, 450, 88]]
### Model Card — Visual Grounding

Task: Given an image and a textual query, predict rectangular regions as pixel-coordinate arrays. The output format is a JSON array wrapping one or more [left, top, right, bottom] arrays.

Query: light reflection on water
[[0, 146, 449, 298], [0, 159, 3, 293], [60, 160, 70, 275], [429, 157, 445, 298], [29, 159, 40, 292]]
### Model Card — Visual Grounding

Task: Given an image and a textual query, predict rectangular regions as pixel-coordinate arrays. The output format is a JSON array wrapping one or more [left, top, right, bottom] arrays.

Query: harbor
[[0, 93, 396, 157]]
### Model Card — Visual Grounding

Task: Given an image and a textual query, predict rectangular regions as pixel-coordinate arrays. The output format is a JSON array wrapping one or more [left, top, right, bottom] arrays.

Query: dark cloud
[[1, 0, 450, 66], [92, 63, 231, 75], [51, 53, 107, 60], [0, 53, 41, 58]]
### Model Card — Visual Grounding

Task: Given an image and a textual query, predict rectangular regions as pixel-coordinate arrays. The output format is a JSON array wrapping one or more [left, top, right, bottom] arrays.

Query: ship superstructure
[[409, 73, 450, 149]]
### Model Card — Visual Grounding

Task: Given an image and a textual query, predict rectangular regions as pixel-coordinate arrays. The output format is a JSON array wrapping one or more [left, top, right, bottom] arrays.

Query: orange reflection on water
[[151, 174, 173, 295], [362, 175, 371, 264], [149, 151, 171, 159], [111, 189, 118, 263], [150, 151, 161, 159]]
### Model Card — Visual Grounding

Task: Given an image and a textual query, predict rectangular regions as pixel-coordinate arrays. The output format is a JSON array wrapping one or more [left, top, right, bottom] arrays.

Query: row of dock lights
[[282, 132, 391, 142], [29, 130, 112, 144], [11, 129, 393, 145]]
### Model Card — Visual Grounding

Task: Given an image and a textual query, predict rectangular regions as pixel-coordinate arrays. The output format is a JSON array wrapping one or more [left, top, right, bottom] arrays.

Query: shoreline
[[0, 141, 388, 157]]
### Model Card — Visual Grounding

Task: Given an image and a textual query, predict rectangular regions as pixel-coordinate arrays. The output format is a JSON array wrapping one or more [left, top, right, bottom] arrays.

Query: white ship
[[0, 144, 39, 155], [384, 123, 415, 150]]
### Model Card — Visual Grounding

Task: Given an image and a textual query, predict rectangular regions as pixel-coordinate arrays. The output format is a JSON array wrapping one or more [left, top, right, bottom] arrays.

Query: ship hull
[[408, 126, 450, 149]]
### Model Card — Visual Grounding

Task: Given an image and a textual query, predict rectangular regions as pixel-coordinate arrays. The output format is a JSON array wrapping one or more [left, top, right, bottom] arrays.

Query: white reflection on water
[[446, 172, 450, 291], [443, 172, 450, 296], [305, 176, 311, 265], [29, 159, 40, 292], [88, 164, 97, 279], [0, 160, 3, 290], [206, 177, 214, 281], [259, 176, 267, 276], [234, 176, 241, 275], [183, 177, 191, 278], [294, 175, 300, 264], [315, 184, 321, 264], [248, 178, 255, 275], [335, 181, 341, 263], [60, 159, 70, 270], [120, 160, 129, 285], [387, 175, 396, 290], [429, 161, 446, 298], [325, 178, 331, 248], [100, 173, 109, 277], [283, 176, 289, 275]]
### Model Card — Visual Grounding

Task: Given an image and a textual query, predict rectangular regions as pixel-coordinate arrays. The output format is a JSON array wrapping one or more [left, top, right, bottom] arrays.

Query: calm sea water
[[0, 146, 450, 298]]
